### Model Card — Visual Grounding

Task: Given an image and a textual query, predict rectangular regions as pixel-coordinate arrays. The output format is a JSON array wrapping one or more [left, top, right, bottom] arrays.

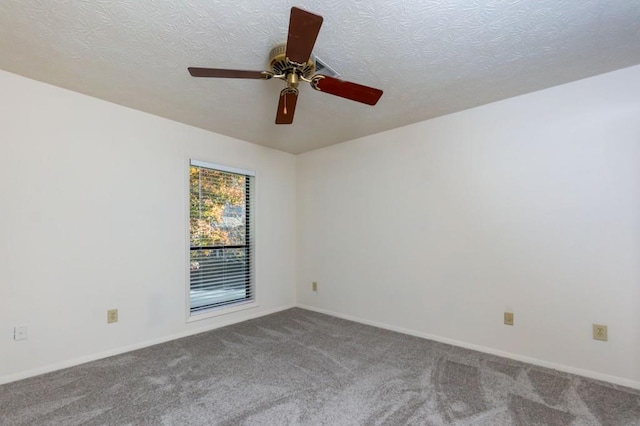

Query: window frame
[[186, 159, 257, 322]]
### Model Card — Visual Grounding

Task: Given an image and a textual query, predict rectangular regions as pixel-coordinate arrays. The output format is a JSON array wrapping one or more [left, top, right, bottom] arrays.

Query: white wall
[[296, 65, 640, 388], [0, 70, 296, 383], [3, 64, 639, 389]]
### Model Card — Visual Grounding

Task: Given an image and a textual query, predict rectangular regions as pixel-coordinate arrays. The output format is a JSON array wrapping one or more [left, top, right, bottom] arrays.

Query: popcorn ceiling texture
[[1, 0, 639, 153]]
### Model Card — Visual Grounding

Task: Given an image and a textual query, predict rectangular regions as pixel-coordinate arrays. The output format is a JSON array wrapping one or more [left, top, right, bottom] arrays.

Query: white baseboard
[[0, 304, 295, 386], [296, 304, 640, 391]]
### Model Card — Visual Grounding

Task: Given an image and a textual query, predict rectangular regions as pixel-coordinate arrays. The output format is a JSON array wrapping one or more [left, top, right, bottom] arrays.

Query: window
[[189, 160, 254, 315]]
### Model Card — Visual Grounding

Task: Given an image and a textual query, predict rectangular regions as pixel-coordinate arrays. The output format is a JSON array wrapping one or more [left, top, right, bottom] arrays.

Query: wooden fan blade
[[313, 76, 383, 105], [275, 89, 299, 124], [188, 67, 267, 79], [286, 7, 323, 64]]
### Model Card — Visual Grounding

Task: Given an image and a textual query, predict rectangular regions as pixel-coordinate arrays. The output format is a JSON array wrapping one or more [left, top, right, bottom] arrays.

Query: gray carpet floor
[[1, 308, 639, 425]]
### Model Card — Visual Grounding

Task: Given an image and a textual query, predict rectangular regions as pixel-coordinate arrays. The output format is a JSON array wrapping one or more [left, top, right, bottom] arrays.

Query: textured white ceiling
[[1, 0, 639, 153]]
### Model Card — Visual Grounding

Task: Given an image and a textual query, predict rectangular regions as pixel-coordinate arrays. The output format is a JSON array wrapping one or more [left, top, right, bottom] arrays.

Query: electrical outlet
[[14, 325, 28, 341], [312, 282, 318, 292], [593, 324, 607, 341], [107, 309, 118, 324], [504, 312, 514, 326]]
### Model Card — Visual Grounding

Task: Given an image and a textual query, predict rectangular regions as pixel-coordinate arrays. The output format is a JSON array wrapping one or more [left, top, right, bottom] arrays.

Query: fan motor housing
[[269, 43, 315, 78]]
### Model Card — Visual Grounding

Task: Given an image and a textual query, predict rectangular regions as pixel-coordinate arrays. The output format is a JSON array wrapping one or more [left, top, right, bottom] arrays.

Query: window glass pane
[[189, 163, 253, 314]]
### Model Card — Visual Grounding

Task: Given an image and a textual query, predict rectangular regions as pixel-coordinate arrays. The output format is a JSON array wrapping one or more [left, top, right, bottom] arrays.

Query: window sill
[[187, 301, 259, 323]]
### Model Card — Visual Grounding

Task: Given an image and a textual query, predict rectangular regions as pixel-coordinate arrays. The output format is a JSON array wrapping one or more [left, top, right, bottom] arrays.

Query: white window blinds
[[189, 160, 254, 314]]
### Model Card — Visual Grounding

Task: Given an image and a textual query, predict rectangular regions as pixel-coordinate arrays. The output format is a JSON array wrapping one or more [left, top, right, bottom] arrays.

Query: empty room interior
[[1, 1, 640, 425]]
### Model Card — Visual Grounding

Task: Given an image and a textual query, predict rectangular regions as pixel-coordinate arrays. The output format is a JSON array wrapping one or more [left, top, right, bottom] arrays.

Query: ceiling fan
[[188, 7, 383, 125]]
